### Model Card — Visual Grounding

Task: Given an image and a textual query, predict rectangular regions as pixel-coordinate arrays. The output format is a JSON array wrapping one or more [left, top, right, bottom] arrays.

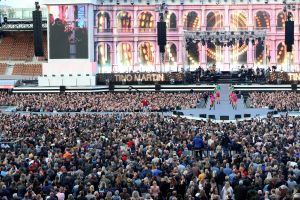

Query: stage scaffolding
[[183, 30, 267, 71]]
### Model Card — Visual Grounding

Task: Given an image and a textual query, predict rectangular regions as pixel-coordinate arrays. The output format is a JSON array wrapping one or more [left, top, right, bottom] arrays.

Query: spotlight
[[207, 38, 211, 44], [258, 37, 262, 42], [239, 38, 243, 47], [216, 38, 220, 46]]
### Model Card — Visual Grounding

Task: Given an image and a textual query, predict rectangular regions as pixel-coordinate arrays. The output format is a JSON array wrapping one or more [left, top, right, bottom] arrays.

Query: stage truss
[[183, 30, 267, 70]]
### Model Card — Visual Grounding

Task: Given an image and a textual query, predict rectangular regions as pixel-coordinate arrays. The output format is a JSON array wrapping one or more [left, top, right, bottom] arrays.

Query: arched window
[[165, 42, 177, 66], [231, 44, 248, 64], [183, 11, 200, 31], [255, 42, 264, 65], [277, 42, 293, 65], [207, 11, 223, 30], [277, 11, 293, 29], [230, 11, 247, 30], [138, 11, 154, 32], [97, 43, 111, 68], [117, 42, 132, 66], [117, 11, 132, 32], [255, 11, 270, 29], [138, 42, 155, 66], [97, 12, 110, 32], [186, 40, 199, 67], [166, 12, 177, 30]]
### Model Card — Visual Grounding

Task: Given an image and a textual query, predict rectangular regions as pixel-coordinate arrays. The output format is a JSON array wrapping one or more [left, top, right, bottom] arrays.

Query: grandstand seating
[[0, 32, 47, 61], [0, 63, 7, 75], [12, 64, 42, 76], [0, 36, 14, 60]]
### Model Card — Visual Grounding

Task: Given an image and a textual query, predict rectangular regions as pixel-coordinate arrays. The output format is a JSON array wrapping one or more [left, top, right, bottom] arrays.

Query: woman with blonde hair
[[149, 181, 160, 199], [220, 182, 234, 200], [131, 190, 143, 200]]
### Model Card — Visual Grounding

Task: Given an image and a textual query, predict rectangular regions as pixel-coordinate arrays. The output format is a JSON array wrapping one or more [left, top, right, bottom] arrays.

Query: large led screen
[[49, 5, 88, 59]]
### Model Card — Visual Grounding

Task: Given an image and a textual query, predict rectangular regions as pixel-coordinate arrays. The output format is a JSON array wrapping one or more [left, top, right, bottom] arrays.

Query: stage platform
[[175, 84, 274, 121]]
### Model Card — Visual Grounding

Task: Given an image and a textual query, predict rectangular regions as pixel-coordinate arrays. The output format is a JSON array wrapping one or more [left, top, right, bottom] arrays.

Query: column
[[247, 42, 253, 68], [155, 48, 161, 72], [178, 39, 183, 72], [270, 7, 276, 33], [294, 38, 299, 72], [201, 8, 206, 31], [224, 6, 229, 31], [178, 8, 184, 71], [271, 40, 276, 65], [198, 43, 201, 67], [133, 39, 138, 72], [224, 46, 229, 71], [248, 5, 253, 31], [178, 7, 183, 27], [113, 8, 117, 35], [112, 40, 117, 73], [201, 45, 206, 67], [133, 8, 138, 34]]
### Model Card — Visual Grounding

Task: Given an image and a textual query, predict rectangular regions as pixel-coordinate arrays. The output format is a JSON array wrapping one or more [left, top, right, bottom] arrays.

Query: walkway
[[182, 84, 273, 120]]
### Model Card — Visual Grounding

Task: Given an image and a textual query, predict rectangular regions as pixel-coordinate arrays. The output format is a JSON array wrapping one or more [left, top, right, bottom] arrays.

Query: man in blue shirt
[[193, 134, 204, 160]]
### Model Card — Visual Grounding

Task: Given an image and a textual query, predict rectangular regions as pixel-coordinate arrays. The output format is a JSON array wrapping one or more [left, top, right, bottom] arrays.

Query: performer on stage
[[216, 90, 220, 104], [232, 93, 238, 110], [209, 93, 215, 110]]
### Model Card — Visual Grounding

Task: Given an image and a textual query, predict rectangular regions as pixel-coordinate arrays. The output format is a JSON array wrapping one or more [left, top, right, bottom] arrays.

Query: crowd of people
[[0, 112, 298, 200], [247, 91, 300, 111], [0, 92, 204, 112]]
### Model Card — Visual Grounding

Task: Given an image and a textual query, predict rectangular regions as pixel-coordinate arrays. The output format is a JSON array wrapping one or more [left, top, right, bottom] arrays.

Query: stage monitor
[[220, 116, 229, 120], [48, 5, 88, 59]]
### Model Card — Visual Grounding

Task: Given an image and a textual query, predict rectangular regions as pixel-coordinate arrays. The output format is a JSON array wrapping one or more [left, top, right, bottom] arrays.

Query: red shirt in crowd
[[141, 99, 149, 107], [127, 140, 134, 148]]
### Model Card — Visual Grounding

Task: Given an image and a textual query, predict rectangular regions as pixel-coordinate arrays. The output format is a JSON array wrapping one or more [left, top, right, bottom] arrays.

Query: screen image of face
[[48, 5, 88, 59]]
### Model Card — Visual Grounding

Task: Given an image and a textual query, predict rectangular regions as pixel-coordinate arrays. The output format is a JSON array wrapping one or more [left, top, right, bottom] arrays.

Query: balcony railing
[[184, 27, 200, 31], [138, 28, 156, 33], [254, 27, 271, 30], [117, 28, 134, 33], [168, 28, 178, 32], [96, 28, 113, 33], [276, 26, 284, 31]]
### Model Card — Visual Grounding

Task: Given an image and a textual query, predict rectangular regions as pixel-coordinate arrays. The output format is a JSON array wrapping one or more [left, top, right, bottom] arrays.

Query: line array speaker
[[32, 10, 44, 57], [285, 21, 294, 52]]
